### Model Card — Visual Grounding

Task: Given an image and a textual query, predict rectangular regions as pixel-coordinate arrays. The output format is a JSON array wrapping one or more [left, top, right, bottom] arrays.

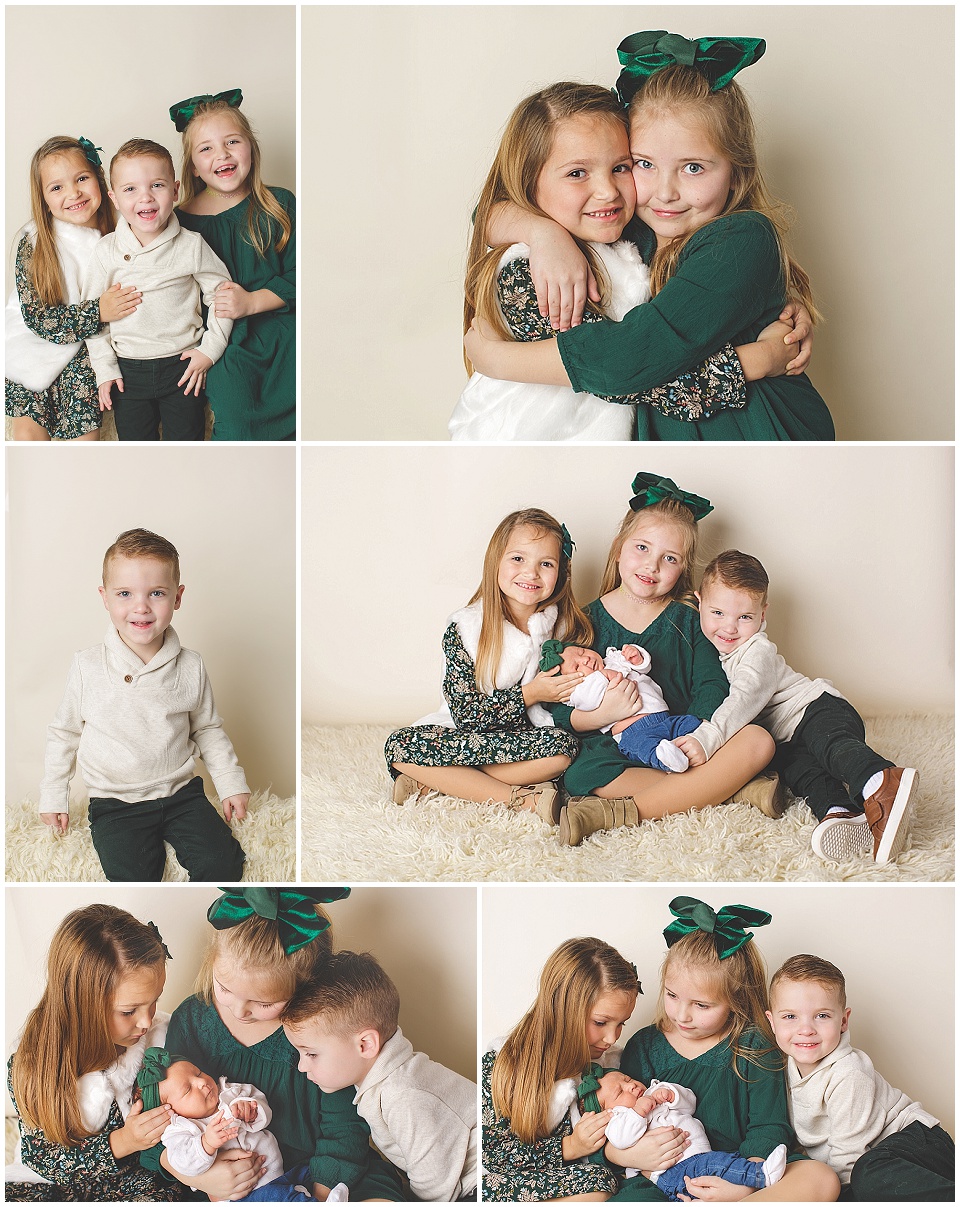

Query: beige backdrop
[[5, 884, 477, 1094], [303, 5, 953, 442], [5, 5, 296, 292], [482, 884, 954, 1134], [5, 445, 296, 801], [301, 444, 954, 724]]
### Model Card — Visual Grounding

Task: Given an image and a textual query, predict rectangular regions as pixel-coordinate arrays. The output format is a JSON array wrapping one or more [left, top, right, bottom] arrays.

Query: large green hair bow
[[664, 895, 771, 959], [616, 32, 765, 104], [136, 1046, 189, 1112], [629, 472, 713, 521], [207, 887, 350, 954], [169, 87, 243, 132]]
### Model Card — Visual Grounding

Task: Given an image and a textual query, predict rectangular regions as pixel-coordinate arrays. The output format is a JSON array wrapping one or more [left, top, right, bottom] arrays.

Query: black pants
[[112, 353, 205, 441], [769, 694, 893, 822], [838, 1122, 956, 1201], [89, 775, 245, 881]]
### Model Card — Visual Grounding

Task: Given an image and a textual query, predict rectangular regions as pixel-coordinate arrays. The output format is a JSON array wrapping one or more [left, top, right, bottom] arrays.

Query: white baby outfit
[[568, 646, 671, 734]]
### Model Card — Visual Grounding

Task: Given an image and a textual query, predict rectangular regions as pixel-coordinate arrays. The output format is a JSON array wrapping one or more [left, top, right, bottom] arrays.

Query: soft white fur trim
[[77, 1010, 169, 1131]]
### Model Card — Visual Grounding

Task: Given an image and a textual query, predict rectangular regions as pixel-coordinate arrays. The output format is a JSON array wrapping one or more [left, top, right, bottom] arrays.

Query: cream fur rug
[[5, 789, 294, 882], [5, 404, 212, 441], [302, 717, 953, 883]]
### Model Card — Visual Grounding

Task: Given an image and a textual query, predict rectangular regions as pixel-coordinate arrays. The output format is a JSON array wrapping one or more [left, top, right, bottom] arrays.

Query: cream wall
[[301, 444, 953, 724], [481, 885, 954, 1134], [4, 5, 296, 292], [302, 5, 953, 442], [5, 884, 477, 1085], [5, 445, 296, 800]]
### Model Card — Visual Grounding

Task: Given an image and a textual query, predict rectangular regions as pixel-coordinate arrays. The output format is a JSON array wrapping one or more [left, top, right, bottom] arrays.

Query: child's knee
[[744, 723, 775, 763]]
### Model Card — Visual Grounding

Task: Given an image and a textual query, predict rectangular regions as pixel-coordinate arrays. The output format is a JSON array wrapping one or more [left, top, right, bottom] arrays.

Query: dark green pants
[[88, 775, 245, 882], [842, 1122, 955, 1202], [113, 353, 205, 441]]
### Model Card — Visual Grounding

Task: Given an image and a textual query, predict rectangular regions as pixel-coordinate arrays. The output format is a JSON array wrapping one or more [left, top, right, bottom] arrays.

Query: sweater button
[[123, 254, 131, 261], [124, 674, 133, 683]]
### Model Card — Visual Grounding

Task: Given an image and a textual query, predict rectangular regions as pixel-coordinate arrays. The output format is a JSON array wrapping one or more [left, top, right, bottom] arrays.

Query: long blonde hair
[[468, 508, 592, 692], [491, 937, 640, 1143], [179, 101, 292, 256], [11, 905, 167, 1146], [25, 137, 114, 306], [598, 499, 701, 605], [630, 66, 819, 320], [464, 82, 629, 370]]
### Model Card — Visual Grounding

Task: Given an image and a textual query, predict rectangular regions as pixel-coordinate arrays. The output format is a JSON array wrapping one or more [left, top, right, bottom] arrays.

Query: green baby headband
[[630, 472, 713, 521], [616, 31, 766, 105], [539, 639, 571, 673], [664, 895, 771, 959], [576, 1062, 607, 1115], [136, 1047, 189, 1112], [207, 887, 351, 955]]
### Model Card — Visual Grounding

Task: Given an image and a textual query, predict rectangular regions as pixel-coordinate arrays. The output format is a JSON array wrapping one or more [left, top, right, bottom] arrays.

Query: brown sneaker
[[723, 773, 787, 818], [811, 811, 872, 862], [863, 767, 917, 864]]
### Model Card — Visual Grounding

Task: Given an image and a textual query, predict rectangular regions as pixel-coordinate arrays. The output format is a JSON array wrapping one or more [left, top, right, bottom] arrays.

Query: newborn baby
[[586, 1070, 787, 1202]]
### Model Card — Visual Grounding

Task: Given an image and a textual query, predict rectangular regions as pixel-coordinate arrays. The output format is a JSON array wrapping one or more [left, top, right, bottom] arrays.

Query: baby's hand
[[649, 1086, 675, 1105], [40, 812, 69, 835], [525, 667, 584, 705], [178, 349, 213, 396], [230, 1097, 258, 1124], [221, 793, 250, 823], [99, 282, 142, 323], [98, 378, 121, 411], [673, 735, 707, 767], [214, 280, 253, 320], [202, 1109, 241, 1154], [634, 1095, 657, 1118]]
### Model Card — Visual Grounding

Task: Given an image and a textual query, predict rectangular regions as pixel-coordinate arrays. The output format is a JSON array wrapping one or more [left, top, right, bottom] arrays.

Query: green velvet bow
[[629, 472, 713, 521], [576, 1062, 607, 1115], [169, 87, 244, 132], [77, 137, 103, 169], [539, 639, 569, 673], [616, 31, 766, 105], [664, 895, 771, 959], [136, 1046, 188, 1112], [207, 887, 350, 954], [560, 523, 575, 562]]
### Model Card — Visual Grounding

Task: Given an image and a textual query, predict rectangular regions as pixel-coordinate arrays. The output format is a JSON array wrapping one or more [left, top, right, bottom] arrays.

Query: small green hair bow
[[629, 472, 713, 521], [539, 639, 569, 673], [559, 523, 575, 562], [576, 1062, 607, 1115], [77, 137, 103, 169], [664, 895, 771, 959], [207, 887, 350, 954], [616, 31, 766, 104], [169, 87, 243, 132], [136, 1046, 189, 1112]]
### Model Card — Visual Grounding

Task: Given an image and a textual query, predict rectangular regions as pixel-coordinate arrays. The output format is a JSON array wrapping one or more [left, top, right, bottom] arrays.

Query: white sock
[[326, 1183, 350, 1203], [761, 1144, 787, 1186], [825, 805, 862, 819], [656, 739, 689, 773], [860, 772, 884, 802]]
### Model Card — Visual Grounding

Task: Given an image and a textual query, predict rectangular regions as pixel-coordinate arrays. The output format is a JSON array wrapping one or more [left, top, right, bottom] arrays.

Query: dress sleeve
[[259, 191, 296, 310], [15, 234, 103, 344], [684, 621, 730, 721], [442, 623, 530, 732], [735, 1046, 795, 1160], [481, 1051, 568, 1181], [558, 213, 783, 396], [309, 1085, 374, 1190]]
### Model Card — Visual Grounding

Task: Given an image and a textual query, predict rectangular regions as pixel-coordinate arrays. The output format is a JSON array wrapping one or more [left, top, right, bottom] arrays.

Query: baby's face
[[560, 646, 603, 675], [160, 1061, 220, 1119], [596, 1070, 647, 1111]]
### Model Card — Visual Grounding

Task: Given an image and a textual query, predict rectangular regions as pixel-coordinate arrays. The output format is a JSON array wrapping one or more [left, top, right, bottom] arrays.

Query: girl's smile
[[535, 113, 636, 245], [39, 151, 102, 230], [618, 517, 687, 602], [497, 526, 560, 623], [189, 113, 253, 200]]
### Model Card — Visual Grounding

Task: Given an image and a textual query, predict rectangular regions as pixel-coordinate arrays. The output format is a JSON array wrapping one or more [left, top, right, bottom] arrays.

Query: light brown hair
[[282, 950, 400, 1042], [770, 954, 847, 1009], [700, 550, 769, 606], [102, 528, 180, 585], [598, 499, 700, 606], [109, 138, 176, 184]]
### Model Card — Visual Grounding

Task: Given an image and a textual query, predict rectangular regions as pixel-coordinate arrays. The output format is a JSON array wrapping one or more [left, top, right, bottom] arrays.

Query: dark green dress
[[177, 188, 295, 441], [558, 212, 835, 441], [550, 599, 728, 796]]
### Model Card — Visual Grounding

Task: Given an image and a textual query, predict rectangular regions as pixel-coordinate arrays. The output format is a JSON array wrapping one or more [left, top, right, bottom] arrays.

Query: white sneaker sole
[[873, 767, 917, 864], [811, 815, 872, 862]]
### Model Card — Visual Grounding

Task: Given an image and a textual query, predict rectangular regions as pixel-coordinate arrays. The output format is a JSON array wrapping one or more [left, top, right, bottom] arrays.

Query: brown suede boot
[[723, 773, 786, 818], [509, 782, 561, 825], [392, 773, 433, 805], [559, 796, 640, 846]]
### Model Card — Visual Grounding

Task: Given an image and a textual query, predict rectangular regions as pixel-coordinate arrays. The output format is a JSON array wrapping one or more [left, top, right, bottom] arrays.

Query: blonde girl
[[5, 904, 192, 1203], [386, 507, 593, 821], [5, 136, 140, 441], [554, 473, 776, 846], [171, 89, 295, 440], [153, 887, 405, 1202], [483, 936, 687, 1202], [609, 897, 840, 1202], [465, 32, 833, 443]]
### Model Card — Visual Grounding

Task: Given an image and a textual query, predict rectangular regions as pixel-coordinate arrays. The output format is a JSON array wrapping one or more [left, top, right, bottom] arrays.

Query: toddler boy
[[283, 950, 478, 1203], [766, 955, 954, 1201], [82, 139, 233, 440], [678, 550, 917, 864], [39, 528, 247, 881]]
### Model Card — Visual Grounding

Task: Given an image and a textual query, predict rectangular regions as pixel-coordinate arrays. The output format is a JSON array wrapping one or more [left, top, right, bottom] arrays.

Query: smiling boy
[[82, 139, 233, 440], [39, 528, 247, 881]]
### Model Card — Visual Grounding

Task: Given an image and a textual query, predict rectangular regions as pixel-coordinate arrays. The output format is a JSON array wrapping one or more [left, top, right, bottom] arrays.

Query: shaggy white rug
[[5, 790, 295, 882], [302, 717, 954, 883], [5, 404, 212, 442]]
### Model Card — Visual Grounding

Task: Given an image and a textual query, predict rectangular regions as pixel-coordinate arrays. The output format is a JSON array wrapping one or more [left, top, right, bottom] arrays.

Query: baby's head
[[540, 640, 603, 677], [136, 1048, 218, 1120], [585, 1069, 648, 1113], [99, 529, 183, 661], [697, 550, 768, 654], [766, 955, 850, 1074], [282, 951, 399, 1094], [108, 138, 179, 246]]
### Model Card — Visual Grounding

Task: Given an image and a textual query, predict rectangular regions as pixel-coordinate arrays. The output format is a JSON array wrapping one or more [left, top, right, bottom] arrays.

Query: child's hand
[[677, 1174, 753, 1201], [213, 280, 254, 320], [230, 1097, 258, 1124], [40, 812, 69, 835], [649, 1086, 675, 1106], [591, 676, 641, 729], [202, 1109, 242, 1154], [111, 1099, 174, 1158], [612, 1124, 689, 1174], [563, 1109, 611, 1161], [754, 320, 796, 377], [523, 667, 584, 705], [527, 222, 600, 330], [621, 644, 643, 665], [778, 300, 815, 374], [99, 282, 142, 323], [178, 349, 213, 396], [634, 1095, 657, 1118], [221, 793, 250, 823], [98, 378, 121, 411], [673, 735, 707, 767]]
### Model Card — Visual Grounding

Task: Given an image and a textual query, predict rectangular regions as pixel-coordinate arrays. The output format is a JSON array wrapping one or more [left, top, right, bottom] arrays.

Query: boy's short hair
[[282, 950, 400, 1042], [770, 954, 847, 1008], [103, 528, 180, 584], [109, 138, 176, 183], [700, 549, 769, 605]]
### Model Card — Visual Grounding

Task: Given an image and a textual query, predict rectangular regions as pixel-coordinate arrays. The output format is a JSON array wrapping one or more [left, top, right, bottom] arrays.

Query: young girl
[[5, 904, 195, 1202], [608, 896, 839, 1202], [553, 473, 776, 846], [465, 32, 835, 442], [385, 508, 592, 821], [5, 136, 140, 441], [172, 89, 295, 441], [483, 935, 686, 1202], [150, 887, 405, 1202]]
